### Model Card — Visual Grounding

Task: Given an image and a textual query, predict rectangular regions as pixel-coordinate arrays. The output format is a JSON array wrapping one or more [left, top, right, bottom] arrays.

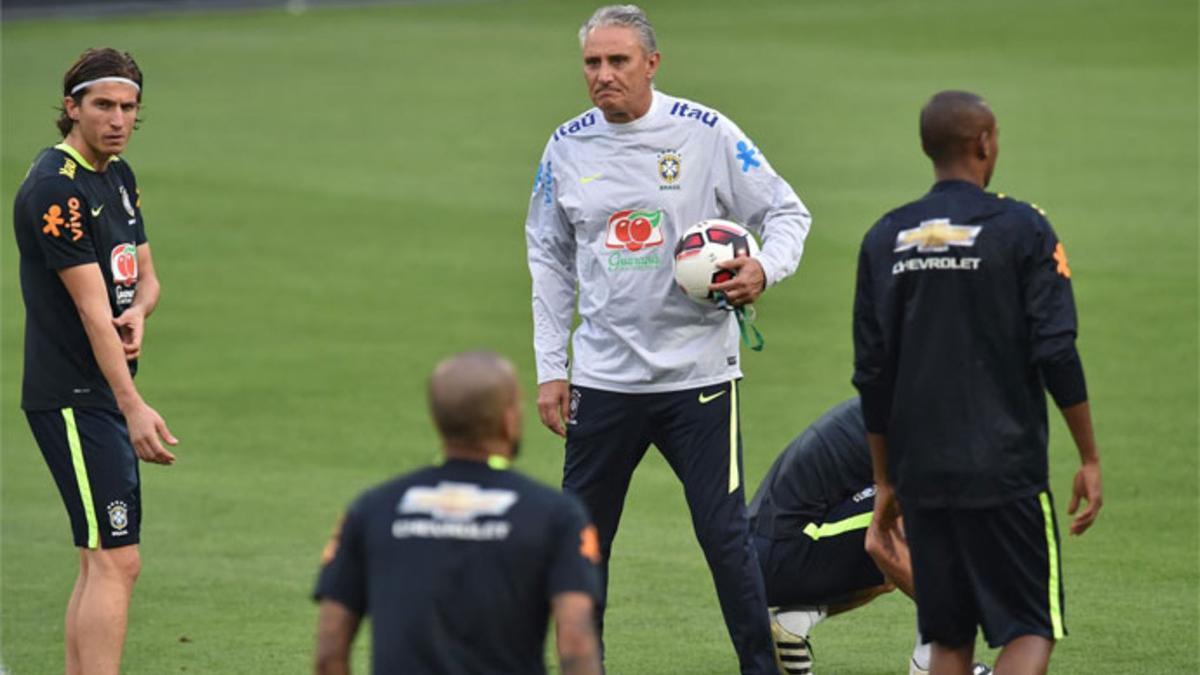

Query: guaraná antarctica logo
[[110, 243, 138, 286], [605, 208, 665, 272]]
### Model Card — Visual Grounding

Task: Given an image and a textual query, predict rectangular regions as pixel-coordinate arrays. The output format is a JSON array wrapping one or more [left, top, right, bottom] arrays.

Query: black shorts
[[755, 486, 885, 607], [26, 407, 141, 549], [904, 493, 1066, 648]]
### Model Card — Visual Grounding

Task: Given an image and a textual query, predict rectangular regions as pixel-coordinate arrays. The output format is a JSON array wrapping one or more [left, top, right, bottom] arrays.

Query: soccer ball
[[673, 219, 760, 305]]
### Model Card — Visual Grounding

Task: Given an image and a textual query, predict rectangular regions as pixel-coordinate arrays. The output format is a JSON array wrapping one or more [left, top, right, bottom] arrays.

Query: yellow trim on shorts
[[62, 408, 99, 549], [1039, 491, 1065, 639], [802, 512, 873, 540], [728, 381, 739, 494]]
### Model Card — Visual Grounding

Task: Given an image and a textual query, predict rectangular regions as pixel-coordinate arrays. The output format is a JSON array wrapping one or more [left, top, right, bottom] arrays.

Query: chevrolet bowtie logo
[[895, 219, 982, 253], [399, 482, 518, 521]]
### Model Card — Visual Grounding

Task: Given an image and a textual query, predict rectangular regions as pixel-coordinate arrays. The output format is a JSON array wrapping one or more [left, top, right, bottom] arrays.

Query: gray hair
[[578, 5, 658, 53]]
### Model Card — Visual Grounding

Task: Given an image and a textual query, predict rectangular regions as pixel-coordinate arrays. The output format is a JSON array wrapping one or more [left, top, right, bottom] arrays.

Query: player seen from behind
[[313, 351, 602, 675], [854, 90, 1103, 675]]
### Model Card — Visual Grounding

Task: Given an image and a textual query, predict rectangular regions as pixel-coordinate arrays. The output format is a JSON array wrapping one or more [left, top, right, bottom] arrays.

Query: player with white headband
[[70, 76, 142, 96], [13, 47, 177, 675]]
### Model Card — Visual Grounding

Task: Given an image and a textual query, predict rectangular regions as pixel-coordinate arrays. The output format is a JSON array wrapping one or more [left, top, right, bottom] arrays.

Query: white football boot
[[770, 610, 813, 675]]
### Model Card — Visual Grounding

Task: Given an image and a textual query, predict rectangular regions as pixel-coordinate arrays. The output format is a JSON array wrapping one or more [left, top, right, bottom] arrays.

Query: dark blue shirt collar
[[931, 179, 986, 193]]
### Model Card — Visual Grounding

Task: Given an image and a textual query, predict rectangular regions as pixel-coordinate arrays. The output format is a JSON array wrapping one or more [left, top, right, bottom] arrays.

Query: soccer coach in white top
[[524, 6, 811, 672]]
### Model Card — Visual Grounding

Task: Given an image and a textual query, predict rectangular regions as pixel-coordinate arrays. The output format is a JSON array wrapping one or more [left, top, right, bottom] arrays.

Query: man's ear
[[977, 129, 991, 161], [64, 96, 81, 122], [503, 403, 521, 443]]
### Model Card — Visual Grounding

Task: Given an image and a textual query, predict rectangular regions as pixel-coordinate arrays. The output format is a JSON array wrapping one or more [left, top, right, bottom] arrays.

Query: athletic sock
[[911, 628, 931, 671], [775, 606, 827, 636]]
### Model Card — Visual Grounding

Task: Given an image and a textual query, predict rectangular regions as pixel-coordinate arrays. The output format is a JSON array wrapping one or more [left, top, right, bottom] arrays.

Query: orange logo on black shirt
[[41, 198, 84, 241], [66, 198, 83, 241], [1053, 242, 1072, 279], [41, 205, 64, 238], [320, 514, 346, 565], [579, 524, 601, 564]]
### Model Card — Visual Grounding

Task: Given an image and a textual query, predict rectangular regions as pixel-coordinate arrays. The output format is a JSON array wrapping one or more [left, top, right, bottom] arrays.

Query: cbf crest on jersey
[[657, 150, 681, 191], [119, 184, 136, 220], [894, 219, 982, 253]]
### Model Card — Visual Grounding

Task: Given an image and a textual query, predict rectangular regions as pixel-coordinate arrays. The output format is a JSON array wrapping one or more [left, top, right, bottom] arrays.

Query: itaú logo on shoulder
[[894, 219, 981, 253], [398, 482, 518, 521]]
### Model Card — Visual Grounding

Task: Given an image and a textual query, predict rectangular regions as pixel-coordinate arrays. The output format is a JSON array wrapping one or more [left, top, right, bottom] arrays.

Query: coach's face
[[582, 25, 660, 123], [66, 81, 140, 159]]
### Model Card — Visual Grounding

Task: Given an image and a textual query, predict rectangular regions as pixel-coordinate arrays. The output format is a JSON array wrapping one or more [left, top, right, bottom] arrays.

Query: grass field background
[[2, 1, 1196, 672]]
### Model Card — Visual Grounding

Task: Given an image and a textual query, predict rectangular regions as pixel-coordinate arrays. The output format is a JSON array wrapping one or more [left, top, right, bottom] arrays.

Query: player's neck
[[443, 441, 513, 464], [63, 133, 113, 173], [933, 164, 986, 188]]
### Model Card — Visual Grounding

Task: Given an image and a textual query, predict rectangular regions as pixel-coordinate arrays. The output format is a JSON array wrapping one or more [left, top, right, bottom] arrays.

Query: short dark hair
[[56, 48, 144, 137], [919, 90, 993, 165], [427, 352, 517, 445]]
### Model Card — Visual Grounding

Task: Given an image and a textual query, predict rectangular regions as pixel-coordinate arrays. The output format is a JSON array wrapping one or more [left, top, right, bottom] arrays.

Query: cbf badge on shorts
[[107, 500, 130, 536], [568, 388, 582, 426]]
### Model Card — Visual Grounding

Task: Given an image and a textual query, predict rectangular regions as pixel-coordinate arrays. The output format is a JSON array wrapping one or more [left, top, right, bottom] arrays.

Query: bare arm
[[59, 263, 176, 464], [553, 591, 601, 675], [1060, 401, 1102, 535], [868, 431, 890, 488], [112, 243, 160, 360], [132, 243, 160, 317], [864, 432, 904, 581], [314, 600, 360, 675]]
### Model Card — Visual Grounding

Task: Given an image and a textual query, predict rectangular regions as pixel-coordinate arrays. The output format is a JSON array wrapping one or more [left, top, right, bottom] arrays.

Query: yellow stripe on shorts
[[728, 381, 739, 494], [1039, 491, 1065, 639], [802, 511, 873, 541], [62, 408, 99, 549]]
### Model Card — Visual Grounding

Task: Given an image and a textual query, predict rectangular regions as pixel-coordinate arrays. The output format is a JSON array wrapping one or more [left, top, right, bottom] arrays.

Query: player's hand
[[537, 380, 571, 438], [123, 400, 179, 465], [1068, 460, 1102, 535], [865, 483, 903, 566], [112, 307, 145, 361], [709, 257, 766, 307]]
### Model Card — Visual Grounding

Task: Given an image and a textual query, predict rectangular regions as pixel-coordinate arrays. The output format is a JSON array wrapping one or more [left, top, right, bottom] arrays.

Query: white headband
[[69, 76, 141, 96]]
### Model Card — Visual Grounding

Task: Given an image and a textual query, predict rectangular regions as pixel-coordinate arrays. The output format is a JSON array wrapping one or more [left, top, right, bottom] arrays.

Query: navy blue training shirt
[[13, 144, 147, 411], [748, 398, 872, 539], [852, 180, 1086, 508], [314, 459, 600, 675]]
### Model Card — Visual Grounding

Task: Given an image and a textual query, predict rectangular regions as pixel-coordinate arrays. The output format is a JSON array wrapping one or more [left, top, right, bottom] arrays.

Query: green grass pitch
[[2, 1, 1196, 672]]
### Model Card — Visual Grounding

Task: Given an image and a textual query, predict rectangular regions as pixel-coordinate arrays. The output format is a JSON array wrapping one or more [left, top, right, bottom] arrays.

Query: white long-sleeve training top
[[525, 90, 811, 393]]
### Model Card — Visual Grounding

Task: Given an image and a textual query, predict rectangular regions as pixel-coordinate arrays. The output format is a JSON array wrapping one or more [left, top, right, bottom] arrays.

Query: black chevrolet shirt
[[314, 459, 600, 675], [13, 144, 147, 411], [749, 398, 871, 538], [852, 180, 1086, 508]]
